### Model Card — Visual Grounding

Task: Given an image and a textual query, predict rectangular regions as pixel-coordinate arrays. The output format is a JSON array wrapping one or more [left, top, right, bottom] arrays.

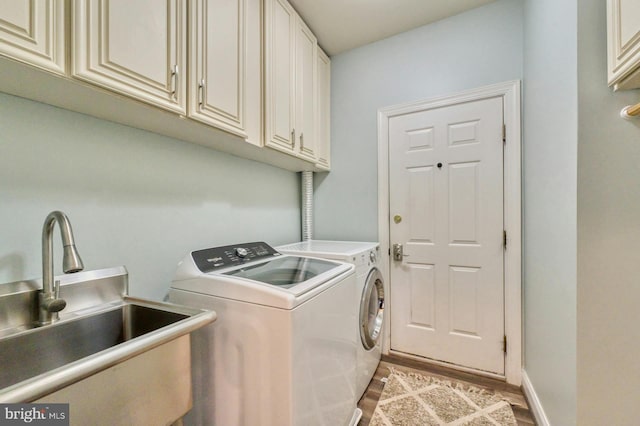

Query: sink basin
[[0, 303, 189, 390], [0, 266, 216, 426]]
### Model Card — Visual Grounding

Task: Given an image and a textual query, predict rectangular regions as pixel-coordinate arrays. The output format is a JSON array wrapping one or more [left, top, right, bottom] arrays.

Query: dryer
[[277, 241, 384, 400], [169, 242, 359, 426]]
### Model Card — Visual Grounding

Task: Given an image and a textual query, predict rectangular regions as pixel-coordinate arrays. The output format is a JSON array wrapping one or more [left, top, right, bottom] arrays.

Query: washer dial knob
[[235, 247, 249, 258], [369, 250, 377, 264]]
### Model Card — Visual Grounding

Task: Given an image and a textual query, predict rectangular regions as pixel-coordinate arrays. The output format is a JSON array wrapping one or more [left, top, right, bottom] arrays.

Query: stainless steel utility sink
[[0, 267, 216, 425], [0, 302, 190, 390]]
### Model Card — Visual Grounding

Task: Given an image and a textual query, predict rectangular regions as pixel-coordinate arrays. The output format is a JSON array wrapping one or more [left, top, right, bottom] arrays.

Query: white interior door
[[389, 96, 505, 374]]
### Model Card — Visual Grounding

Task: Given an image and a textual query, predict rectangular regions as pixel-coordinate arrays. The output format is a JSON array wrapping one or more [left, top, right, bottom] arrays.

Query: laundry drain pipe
[[301, 171, 313, 241]]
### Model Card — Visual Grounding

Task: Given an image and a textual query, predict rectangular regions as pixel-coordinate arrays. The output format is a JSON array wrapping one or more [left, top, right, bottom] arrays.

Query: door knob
[[393, 215, 402, 224], [392, 243, 408, 261]]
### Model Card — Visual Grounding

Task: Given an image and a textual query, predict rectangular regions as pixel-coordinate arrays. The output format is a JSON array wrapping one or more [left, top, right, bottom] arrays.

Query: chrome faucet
[[39, 211, 84, 325]]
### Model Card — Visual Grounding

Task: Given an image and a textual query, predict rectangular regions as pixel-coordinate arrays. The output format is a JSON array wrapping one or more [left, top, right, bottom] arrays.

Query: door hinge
[[388, 247, 391, 256], [503, 335, 507, 353], [503, 230, 507, 249], [502, 124, 506, 143]]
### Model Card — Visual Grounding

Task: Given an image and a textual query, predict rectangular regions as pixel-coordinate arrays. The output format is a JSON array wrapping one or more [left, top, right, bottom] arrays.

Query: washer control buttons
[[235, 247, 249, 258]]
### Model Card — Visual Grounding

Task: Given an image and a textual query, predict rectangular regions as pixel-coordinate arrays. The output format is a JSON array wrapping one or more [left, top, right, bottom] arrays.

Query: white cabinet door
[[265, 0, 296, 154], [189, 0, 262, 144], [315, 48, 330, 170], [72, 0, 187, 114], [0, 0, 65, 74], [607, 0, 640, 89], [295, 20, 317, 162], [265, 0, 320, 161], [244, 0, 263, 147]]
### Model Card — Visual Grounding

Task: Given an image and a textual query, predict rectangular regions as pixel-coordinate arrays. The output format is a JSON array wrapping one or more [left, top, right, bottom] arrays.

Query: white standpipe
[[301, 171, 313, 241]]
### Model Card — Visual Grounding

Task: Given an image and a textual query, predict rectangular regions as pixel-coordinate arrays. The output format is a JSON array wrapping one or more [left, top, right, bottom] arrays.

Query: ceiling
[[287, 0, 498, 56]]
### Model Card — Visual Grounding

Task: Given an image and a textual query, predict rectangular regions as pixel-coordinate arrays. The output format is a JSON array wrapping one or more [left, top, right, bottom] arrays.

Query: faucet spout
[[40, 211, 84, 325]]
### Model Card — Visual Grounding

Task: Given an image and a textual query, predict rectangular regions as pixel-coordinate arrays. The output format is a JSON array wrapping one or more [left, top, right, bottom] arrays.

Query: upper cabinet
[[0, 0, 65, 75], [607, 0, 640, 90], [265, 0, 318, 162], [316, 48, 331, 171], [0, 0, 329, 172], [72, 0, 187, 114], [189, 0, 262, 145]]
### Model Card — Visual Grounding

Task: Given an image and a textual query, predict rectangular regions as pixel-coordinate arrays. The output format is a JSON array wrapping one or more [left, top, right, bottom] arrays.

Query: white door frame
[[377, 80, 522, 385]]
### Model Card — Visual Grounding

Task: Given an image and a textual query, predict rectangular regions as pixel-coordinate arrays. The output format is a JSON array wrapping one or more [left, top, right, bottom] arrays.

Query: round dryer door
[[360, 268, 384, 350]]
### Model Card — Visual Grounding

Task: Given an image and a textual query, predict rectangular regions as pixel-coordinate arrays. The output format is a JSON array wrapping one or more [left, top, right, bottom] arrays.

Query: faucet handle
[[47, 280, 67, 313]]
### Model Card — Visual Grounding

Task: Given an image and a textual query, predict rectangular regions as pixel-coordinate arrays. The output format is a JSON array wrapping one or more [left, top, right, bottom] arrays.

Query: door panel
[[408, 264, 435, 328], [449, 161, 480, 244], [407, 166, 435, 242], [389, 96, 504, 374], [449, 266, 481, 336]]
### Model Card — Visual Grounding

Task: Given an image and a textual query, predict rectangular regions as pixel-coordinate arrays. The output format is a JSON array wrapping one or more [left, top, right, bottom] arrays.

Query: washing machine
[[168, 241, 359, 426], [277, 241, 384, 400]]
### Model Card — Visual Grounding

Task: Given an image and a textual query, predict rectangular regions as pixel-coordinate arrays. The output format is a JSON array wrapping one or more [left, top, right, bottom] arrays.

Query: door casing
[[377, 80, 522, 385]]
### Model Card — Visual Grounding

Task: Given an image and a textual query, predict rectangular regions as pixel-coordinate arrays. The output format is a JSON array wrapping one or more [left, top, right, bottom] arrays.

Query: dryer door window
[[360, 268, 384, 350]]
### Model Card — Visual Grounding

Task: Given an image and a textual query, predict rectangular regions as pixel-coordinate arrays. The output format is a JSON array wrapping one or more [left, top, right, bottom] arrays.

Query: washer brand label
[[0, 404, 69, 425]]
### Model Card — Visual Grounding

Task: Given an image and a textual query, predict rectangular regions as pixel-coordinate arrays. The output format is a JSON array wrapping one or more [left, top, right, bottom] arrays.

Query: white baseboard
[[521, 370, 551, 426]]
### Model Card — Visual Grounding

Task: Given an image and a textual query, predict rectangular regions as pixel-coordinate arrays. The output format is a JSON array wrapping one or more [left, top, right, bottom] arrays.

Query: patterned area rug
[[370, 368, 517, 426]]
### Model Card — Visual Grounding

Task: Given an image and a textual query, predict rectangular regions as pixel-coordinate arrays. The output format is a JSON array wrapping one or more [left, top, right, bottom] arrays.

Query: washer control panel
[[192, 242, 280, 273]]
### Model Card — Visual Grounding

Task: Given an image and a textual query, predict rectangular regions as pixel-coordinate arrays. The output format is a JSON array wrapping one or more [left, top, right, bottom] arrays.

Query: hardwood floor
[[357, 354, 536, 425]]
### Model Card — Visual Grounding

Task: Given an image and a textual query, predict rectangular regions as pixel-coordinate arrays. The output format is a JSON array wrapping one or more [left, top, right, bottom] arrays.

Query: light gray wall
[[577, 1, 640, 423], [0, 93, 300, 300], [314, 0, 524, 241], [522, 0, 577, 424]]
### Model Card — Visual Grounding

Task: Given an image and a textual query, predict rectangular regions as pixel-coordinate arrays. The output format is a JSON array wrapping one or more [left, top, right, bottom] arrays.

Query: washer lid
[[172, 243, 355, 309], [222, 256, 340, 289]]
